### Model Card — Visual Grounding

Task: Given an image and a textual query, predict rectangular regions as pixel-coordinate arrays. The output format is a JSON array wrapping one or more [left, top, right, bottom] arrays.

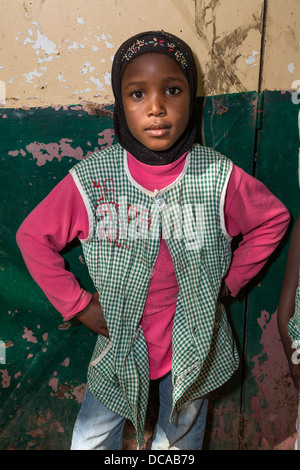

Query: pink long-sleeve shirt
[[16, 150, 290, 379]]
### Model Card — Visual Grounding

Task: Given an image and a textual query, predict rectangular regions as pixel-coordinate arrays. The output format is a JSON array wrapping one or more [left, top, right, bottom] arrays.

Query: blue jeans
[[71, 372, 209, 450]]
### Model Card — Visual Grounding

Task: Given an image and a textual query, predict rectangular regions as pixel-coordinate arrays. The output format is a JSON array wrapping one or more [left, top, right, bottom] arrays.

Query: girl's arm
[[16, 174, 108, 335], [223, 166, 290, 296], [277, 214, 300, 392]]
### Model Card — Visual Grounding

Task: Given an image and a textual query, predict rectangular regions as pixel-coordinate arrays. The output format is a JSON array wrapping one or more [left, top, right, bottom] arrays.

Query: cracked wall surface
[[0, 1, 298, 108]]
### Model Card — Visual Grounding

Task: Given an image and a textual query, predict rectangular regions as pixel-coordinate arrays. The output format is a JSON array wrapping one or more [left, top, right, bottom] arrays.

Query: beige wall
[[0, 0, 299, 108]]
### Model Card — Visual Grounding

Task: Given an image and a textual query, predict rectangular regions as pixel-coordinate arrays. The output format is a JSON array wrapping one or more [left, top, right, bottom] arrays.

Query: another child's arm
[[16, 174, 108, 336], [277, 214, 300, 392]]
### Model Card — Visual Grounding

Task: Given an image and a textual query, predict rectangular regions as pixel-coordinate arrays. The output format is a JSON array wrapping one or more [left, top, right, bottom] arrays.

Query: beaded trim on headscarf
[[121, 36, 188, 69]]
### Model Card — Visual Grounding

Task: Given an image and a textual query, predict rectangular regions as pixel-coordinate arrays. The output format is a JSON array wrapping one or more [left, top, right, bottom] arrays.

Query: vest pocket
[[89, 338, 113, 367], [89, 335, 119, 386]]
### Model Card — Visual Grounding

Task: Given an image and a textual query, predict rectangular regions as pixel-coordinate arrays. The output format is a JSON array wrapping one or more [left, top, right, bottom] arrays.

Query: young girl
[[17, 30, 290, 450]]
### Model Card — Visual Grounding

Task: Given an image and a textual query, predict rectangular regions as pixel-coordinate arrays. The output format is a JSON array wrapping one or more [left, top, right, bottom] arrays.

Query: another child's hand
[[77, 292, 109, 337]]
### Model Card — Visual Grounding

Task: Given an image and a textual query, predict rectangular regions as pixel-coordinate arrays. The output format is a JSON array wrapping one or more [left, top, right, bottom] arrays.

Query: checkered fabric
[[288, 271, 300, 342], [70, 143, 240, 448]]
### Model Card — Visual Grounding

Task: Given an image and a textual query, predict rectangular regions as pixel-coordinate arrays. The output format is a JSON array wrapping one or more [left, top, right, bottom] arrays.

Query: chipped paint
[[0, 370, 11, 388], [62, 357, 70, 367], [0, 0, 261, 106], [48, 375, 86, 403], [246, 50, 259, 68], [0, 80, 6, 106], [7, 111, 114, 166], [22, 327, 38, 344], [25, 412, 64, 445], [246, 309, 298, 449], [0, 0, 298, 107], [288, 63, 295, 74], [23, 22, 58, 58], [48, 375, 59, 393]]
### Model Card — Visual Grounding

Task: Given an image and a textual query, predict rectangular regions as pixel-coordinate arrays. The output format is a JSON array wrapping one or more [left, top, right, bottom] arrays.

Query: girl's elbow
[[16, 219, 31, 251]]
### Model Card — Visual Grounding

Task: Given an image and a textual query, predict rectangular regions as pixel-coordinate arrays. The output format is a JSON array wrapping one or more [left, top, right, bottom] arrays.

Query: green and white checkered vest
[[70, 143, 239, 448]]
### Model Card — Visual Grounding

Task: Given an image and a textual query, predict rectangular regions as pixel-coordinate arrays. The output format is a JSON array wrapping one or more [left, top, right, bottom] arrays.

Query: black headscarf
[[111, 30, 198, 166]]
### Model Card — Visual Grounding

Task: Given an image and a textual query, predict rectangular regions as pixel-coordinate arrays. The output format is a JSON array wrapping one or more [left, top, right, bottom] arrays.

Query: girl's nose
[[148, 93, 166, 117]]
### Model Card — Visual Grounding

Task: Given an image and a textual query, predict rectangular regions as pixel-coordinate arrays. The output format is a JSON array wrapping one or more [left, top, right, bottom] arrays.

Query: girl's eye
[[130, 90, 145, 100], [166, 87, 181, 96]]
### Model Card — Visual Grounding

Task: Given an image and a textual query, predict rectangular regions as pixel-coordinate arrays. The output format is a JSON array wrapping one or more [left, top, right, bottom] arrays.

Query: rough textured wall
[[0, 0, 264, 106], [1, 1, 298, 107], [261, 0, 300, 92]]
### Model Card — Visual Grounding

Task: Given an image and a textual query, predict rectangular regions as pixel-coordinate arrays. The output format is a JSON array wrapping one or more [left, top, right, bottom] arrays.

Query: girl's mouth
[[145, 124, 171, 138]]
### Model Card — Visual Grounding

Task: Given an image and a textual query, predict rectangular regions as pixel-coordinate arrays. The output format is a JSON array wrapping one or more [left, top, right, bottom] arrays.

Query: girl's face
[[121, 53, 190, 152]]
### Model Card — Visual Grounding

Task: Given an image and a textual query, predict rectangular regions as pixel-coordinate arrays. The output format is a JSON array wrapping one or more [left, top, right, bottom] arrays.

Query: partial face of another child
[[121, 52, 190, 152]]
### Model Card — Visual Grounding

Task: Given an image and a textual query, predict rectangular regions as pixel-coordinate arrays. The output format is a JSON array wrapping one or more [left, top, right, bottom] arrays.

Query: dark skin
[[121, 53, 190, 152], [78, 283, 228, 336], [277, 213, 300, 392], [77, 52, 228, 335], [77, 291, 109, 337]]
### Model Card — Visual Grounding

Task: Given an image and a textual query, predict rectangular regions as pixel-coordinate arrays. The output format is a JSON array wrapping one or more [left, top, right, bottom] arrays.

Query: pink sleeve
[[224, 165, 290, 297], [16, 173, 93, 320]]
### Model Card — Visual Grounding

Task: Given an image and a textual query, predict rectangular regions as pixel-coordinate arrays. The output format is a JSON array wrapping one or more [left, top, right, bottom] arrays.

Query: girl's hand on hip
[[77, 292, 109, 337]]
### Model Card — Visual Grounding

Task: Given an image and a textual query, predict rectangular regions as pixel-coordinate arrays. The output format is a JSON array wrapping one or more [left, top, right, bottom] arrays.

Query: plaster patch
[[15, 129, 115, 166], [24, 22, 58, 56], [0, 370, 11, 388], [50, 421, 64, 433], [57, 73, 66, 82], [90, 76, 104, 91], [288, 63, 295, 74], [38, 56, 54, 64], [68, 41, 80, 52], [105, 41, 114, 49], [22, 69, 44, 83], [104, 72, 111, 86], [22, 327, 38, 343], [70, 383, 86, 403], [246, 51, 259, 68], [81, 62, 95, 74], [0, 80, 6, 106], [48, 376, 59, 392]]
